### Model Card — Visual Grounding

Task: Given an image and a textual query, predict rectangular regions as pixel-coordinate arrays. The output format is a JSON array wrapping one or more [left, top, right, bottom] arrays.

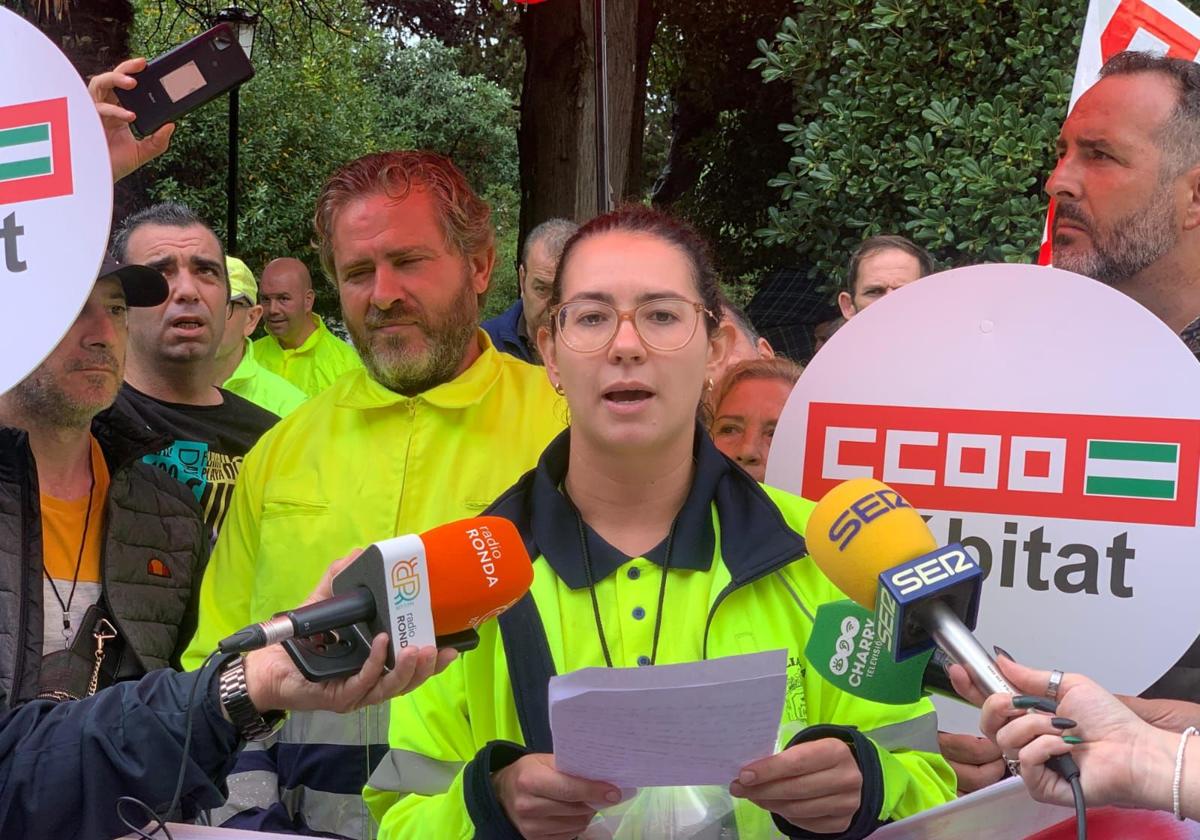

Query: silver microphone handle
[[914, 599, 1015, 695], [258, 615, 296, 647]]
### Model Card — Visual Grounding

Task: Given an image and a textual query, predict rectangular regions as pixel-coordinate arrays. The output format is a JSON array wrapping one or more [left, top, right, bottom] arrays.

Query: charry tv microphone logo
[[390, 557, 421, 606], [0, 97, 73, 205], [828, 615, 860, 677], [803, 403, 1200, 527]]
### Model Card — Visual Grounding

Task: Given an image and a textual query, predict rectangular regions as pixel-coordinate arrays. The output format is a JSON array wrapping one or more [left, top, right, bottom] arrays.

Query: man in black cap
[[0, 258, 209, 708]]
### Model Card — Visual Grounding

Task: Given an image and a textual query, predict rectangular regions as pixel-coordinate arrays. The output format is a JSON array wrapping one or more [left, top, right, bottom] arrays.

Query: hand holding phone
[[113, 23, 254, 138], [88, 57, 176, 182]]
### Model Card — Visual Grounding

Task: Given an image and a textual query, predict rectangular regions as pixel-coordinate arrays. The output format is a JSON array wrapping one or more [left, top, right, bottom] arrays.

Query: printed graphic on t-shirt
[[116, 385, 279, 539], [144, 439, 210, 502], [143, 442, 244, 536]]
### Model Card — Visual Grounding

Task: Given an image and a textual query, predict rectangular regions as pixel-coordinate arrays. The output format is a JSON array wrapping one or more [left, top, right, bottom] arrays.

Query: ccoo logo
[[802, 403, 1200, 527]]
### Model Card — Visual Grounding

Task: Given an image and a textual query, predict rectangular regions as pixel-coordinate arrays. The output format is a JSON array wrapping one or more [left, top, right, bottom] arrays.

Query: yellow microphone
[[806, 477, 1012, 696]]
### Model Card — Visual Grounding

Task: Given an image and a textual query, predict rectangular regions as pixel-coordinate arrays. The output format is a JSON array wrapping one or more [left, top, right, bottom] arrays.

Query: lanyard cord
[[43, 468, 97, 639], [574, 509, 675, 668]]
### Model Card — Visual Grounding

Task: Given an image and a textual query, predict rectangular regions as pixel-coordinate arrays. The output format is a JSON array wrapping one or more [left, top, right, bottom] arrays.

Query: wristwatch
[[217, 655, 287, 741]]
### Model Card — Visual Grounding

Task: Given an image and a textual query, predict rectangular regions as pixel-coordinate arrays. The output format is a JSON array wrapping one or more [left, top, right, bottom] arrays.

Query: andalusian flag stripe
[[1085, 439, 1179, 500], [1087, 440, 1178, 463], [0, 122, 53, 181]]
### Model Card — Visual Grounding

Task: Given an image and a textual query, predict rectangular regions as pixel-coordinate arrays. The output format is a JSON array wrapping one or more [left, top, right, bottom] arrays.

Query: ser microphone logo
[[802, 402, 1200, 527], [390, 557, 421, 606], [887, 548, 976, 596]]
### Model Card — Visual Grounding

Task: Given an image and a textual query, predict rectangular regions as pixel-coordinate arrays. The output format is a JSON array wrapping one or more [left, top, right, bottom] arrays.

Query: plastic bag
[[580, 785, 741, 839]]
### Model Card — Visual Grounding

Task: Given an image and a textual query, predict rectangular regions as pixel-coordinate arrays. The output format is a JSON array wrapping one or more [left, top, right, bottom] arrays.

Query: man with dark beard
[[183, 151, 564, 838], [942, 50, 1200, 795], [1049, 51, 1200, 348]]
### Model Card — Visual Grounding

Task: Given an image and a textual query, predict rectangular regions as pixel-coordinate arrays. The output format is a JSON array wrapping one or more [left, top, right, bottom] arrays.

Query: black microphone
[[219, 588, 375, 654]]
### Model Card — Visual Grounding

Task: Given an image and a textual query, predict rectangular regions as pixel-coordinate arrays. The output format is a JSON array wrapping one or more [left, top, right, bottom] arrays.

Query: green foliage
[[130, 2, 520, 320], [650, 0, 797, 284], [752, 0, 1083, 287]]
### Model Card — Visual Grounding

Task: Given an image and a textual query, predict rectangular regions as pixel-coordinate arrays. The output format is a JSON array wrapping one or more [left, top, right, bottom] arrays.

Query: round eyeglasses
[[549, 298, 713, 353]]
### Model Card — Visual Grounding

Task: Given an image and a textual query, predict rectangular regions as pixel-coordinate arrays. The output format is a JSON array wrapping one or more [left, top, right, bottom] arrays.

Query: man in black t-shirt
[[110, 203, 279, 539]]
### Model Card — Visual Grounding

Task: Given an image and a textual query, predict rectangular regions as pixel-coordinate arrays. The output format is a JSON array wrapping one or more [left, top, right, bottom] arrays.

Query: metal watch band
[[217, 655, 286, 742]]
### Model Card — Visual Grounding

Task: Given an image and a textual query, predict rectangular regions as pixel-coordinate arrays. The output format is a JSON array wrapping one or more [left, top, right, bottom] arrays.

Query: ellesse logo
[[146, 558, 171, 578], [802, 403, 1200, 527]]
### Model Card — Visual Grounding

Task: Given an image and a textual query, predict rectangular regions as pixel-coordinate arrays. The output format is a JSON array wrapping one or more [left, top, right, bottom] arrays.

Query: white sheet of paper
[[548, 649, 787, 788]]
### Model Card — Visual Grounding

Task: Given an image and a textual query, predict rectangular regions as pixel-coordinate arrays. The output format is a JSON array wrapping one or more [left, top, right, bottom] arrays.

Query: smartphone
[[114, 22, 254, 137]]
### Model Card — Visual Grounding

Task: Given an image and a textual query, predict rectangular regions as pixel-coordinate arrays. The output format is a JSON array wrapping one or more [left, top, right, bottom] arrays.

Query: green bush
[[752, 0, 1083, 287]]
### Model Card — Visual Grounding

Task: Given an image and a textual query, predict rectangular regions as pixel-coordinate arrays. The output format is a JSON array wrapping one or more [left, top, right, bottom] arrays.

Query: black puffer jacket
[[0, 406, 209, 709]]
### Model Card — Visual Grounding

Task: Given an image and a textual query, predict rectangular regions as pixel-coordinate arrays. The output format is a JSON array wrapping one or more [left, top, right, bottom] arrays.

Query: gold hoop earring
[[554, 382, 565, 396], [705, 377, 714, 393]]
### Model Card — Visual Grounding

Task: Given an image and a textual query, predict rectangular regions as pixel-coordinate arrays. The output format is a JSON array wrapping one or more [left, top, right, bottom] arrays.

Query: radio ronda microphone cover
[[218, 516, 534, 663]]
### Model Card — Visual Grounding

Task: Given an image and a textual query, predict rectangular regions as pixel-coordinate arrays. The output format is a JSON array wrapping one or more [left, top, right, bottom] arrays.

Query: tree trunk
[[21, 0, 147, 228], [517, 0, 657, 242], [25, 0, 135, 80]]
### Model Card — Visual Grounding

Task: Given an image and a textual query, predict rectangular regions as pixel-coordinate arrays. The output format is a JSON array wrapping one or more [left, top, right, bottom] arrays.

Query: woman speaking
[[368, 207, 955, 839]]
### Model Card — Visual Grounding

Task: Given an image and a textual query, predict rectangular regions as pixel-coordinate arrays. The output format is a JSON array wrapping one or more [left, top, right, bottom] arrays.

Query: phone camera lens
[[214, 34, 232, 50]]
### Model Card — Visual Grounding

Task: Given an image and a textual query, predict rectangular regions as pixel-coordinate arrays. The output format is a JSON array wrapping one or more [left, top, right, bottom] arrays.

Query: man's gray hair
[[521, 218, 579, 268], [1100, 50, 1200, 178]]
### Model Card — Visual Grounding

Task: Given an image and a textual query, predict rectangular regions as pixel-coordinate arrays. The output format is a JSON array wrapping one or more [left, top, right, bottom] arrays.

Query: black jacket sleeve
[[773, 724, 887, 840], [0, 659, 242, 840]]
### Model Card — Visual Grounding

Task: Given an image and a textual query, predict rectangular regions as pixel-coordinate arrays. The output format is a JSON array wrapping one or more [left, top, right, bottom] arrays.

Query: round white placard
[[768, 264, 1200, 732], [0, 7, 113, 393]]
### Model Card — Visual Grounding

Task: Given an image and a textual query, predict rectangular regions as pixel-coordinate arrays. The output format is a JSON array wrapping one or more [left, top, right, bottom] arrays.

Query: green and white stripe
[[0, 122, 53, 182], [1084, 440, 1179, 500]]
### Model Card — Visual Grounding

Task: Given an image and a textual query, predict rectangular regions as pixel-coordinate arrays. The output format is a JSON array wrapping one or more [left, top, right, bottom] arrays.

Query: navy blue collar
[[529, 424, 721, 588], [489, 423, 809, 591]]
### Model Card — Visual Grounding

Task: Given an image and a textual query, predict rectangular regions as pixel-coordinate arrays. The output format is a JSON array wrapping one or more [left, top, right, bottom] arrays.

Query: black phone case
[[115, 22, 254, 137]]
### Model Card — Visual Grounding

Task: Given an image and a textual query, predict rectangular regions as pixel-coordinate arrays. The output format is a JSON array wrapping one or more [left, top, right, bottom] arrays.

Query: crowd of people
[[1, 44, 1199, 840]]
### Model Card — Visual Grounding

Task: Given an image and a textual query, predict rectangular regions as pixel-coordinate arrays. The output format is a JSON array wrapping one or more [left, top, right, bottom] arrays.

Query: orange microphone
[[218, 517, 533, 680]]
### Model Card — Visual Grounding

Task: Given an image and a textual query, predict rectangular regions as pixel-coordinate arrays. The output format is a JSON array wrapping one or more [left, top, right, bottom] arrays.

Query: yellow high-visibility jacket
[[367, 428, 956, 839], [254, 314, 363, 398], [185, 334, 563, 837]]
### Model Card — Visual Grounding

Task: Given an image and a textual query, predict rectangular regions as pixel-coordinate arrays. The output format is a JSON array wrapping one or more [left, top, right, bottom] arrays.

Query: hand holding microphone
[[219, 517, 534, 681], [805, 479, 1082, 802], [241, 550, 458, 715]]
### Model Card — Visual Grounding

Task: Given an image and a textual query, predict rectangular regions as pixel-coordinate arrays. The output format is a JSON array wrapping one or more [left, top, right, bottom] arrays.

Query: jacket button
[[637, 655, 651, 666], [631, 606, 645, 620], [627, 566, 641, 580]]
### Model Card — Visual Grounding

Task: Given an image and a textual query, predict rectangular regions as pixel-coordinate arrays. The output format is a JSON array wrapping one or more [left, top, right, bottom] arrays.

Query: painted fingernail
[[1013, 695, 1058, 714], [993, 645, 1016, 661], [739, 770, 756, 785], [1051, 717, 1077, 730], [1063, 735, 1084, 745], [605, 790, 621, 803]]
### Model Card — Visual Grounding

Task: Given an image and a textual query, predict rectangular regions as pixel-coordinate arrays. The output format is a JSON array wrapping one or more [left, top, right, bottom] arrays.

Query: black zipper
[[10, 441, 38, 704]]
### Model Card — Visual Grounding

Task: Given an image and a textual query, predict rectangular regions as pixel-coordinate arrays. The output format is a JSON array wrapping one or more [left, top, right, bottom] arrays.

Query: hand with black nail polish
[[978, 657, 1178, 813]]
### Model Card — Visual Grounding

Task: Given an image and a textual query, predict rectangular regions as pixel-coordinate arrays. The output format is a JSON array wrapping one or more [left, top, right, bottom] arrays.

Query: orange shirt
[[40, 437, 109, 651]]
